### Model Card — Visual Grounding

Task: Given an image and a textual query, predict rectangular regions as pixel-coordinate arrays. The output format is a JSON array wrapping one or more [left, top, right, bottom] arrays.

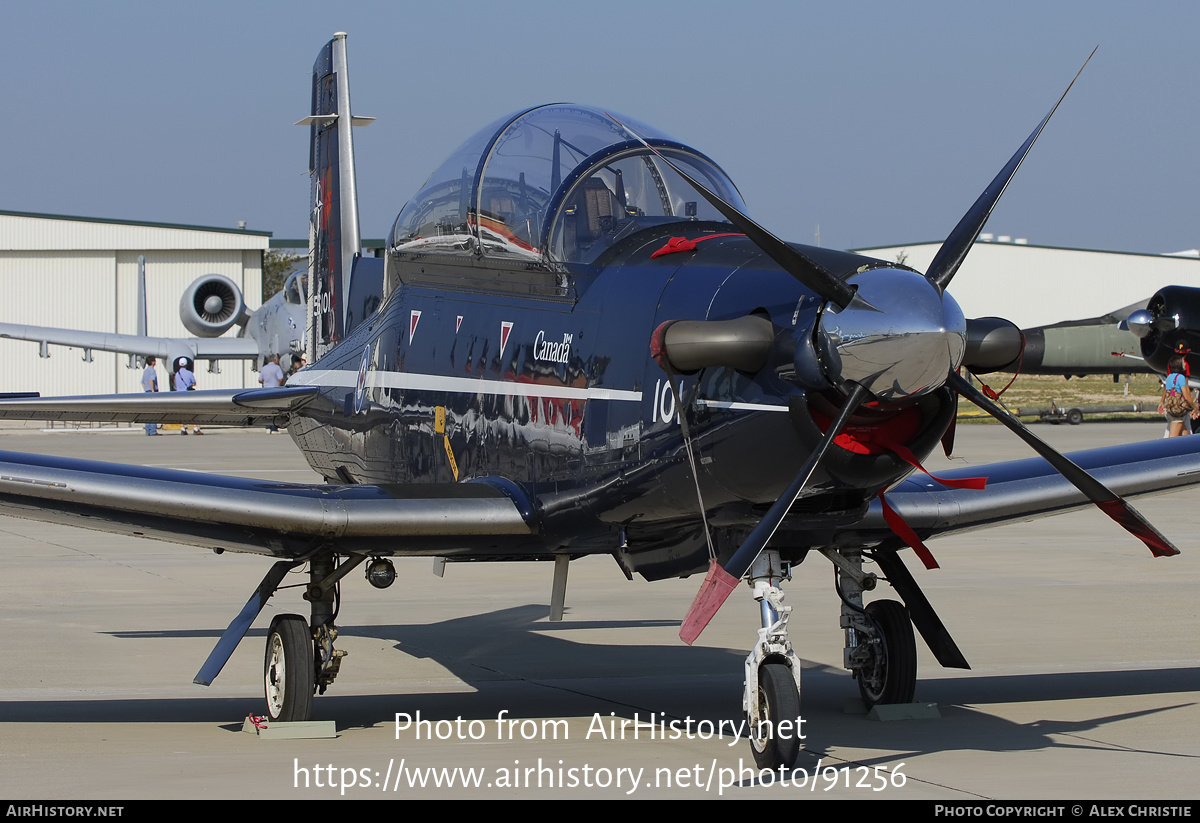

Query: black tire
[[1066, 408, 1083, 425], [264, 614, 315, 722], [857, 600, 916, 707], [748, 662, 801, 769]]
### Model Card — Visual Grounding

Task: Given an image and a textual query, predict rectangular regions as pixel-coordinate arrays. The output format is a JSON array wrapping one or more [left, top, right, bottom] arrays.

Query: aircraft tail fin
[[297, 33, 375, 363]]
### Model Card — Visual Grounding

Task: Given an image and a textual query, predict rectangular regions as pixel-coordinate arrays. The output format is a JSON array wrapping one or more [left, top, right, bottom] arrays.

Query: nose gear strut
[[742, 550, 803, 770]]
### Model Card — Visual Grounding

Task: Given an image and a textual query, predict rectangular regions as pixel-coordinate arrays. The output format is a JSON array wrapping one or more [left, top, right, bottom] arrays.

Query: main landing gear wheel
[[264, 614, 315, 722], [749, 662, 800, 770], [857, 600, 916, 708]]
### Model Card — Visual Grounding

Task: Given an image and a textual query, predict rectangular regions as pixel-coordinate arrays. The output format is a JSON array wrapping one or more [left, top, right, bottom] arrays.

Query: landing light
[[366, 558, 396, 589]]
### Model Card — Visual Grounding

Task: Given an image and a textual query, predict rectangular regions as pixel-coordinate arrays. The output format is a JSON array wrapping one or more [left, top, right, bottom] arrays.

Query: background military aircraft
[[973, 289, 1200, 384], [1008, 302, 1150, 377], [0, 263, 308, 374], [0, 36, 1198, 771], [962, 300, 1158, 381], [1123, 286, 1200, 377]]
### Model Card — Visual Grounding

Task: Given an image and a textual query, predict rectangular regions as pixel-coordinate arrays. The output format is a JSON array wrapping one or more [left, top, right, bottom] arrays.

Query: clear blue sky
[[4, 1, 1197, 255]]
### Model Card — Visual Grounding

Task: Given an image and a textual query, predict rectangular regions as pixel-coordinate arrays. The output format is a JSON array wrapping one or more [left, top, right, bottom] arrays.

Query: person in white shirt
[[259, 353, 286, 433], [173, 357, 202, 435]]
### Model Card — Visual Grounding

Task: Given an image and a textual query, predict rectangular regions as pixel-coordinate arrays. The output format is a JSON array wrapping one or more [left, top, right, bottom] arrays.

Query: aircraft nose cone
[[820, 268, 965, 401]]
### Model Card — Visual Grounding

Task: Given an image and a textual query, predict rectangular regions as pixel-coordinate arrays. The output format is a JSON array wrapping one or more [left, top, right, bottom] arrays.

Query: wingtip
[[1094, 499, 1181, 558]]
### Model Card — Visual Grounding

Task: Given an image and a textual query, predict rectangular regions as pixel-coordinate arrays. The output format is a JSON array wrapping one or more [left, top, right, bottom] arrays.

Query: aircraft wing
[[0, 450, 535, 559], [830, 436, 1200, 550], [0, 322, 260, 360], [0, 413, 1194, 561], [0, 387, 318, 426]]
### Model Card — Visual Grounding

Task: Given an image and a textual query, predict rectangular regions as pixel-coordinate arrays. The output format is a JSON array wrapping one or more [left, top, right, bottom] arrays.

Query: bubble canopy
[[389, 104, 746, 266]]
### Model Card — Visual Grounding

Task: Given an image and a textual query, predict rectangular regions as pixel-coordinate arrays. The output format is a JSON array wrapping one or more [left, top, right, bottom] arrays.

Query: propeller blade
[[926, 48, 1096, 291], [680, 382, 870, 644], [941, 389, 958, 457], [946, 370, 1179, 557], [607, 114, 857, 310]]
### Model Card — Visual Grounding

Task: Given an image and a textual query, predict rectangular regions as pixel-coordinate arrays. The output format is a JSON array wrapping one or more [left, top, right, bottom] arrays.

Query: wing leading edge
[[830, 435, 1200, 551], [0, 450, 536, 558], [0, 432, 1196, 560]]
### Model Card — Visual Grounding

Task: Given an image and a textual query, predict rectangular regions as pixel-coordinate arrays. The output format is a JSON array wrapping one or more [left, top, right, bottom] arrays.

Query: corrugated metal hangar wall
[[0, 211, 269, 397], [855, 241, 1200, 329]]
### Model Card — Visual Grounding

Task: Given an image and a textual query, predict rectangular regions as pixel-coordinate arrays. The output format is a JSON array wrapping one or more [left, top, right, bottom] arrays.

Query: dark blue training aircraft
[[0, 36, 1198, 770]]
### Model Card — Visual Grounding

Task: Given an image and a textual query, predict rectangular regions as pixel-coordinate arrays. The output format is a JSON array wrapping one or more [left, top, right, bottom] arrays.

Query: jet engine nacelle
[[1131, 285, 1200, 374], [180, 275, 248, 338]]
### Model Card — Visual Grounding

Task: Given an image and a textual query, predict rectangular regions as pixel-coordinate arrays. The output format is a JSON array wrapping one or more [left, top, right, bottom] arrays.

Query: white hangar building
[[0, 210, 269, 397], [854, 239, 1200, 329]]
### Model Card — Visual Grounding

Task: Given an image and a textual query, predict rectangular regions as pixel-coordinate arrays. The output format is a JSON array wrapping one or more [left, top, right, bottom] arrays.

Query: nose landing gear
[[741, 551, 803, 770], [736, 547, 924, 764]]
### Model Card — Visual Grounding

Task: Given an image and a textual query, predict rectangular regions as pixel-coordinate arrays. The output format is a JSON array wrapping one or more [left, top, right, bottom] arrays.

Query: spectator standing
[[173, 357, 202, 435], [141, 356, 160, 436], [259, 353, 286, 433]]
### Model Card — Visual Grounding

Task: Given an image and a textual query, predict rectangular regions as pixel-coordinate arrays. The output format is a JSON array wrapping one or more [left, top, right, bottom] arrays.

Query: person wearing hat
[[173, 357, 202, 435], [1174, 341, 1191, 373], [1171, 342, 1193, 432]]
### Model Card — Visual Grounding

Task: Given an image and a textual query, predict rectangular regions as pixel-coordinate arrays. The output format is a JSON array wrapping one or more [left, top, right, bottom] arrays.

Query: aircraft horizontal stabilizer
[[0, 387, 318, 427], [294, 114, 376, 127]]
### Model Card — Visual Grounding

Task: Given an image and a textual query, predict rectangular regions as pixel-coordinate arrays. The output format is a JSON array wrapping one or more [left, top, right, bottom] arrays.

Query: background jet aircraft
[[1014, 301, 1152, 376], [1123, 286, 1200, 376], [0, 37, 1198, 772], [0, 266, 308, 374], [969, 291, 1200, 383], [961, 302, 1151, 380]]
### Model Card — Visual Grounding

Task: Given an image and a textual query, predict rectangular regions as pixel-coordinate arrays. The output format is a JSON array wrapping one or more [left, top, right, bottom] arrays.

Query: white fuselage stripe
[[695, 399, 789, 412], [292, 369, 643, 402]]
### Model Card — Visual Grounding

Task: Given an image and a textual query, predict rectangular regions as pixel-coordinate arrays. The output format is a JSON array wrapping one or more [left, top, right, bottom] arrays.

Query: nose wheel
[[741, 551, 804, 770], [264, 614, 315, 722], [749, 662, 800, 769]]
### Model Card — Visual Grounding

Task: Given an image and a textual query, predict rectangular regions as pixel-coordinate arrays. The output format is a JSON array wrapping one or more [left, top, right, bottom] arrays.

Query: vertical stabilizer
[[297, 33, 374, 362], [128, 254, 148, 369], [136, 255, 148, 338]]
